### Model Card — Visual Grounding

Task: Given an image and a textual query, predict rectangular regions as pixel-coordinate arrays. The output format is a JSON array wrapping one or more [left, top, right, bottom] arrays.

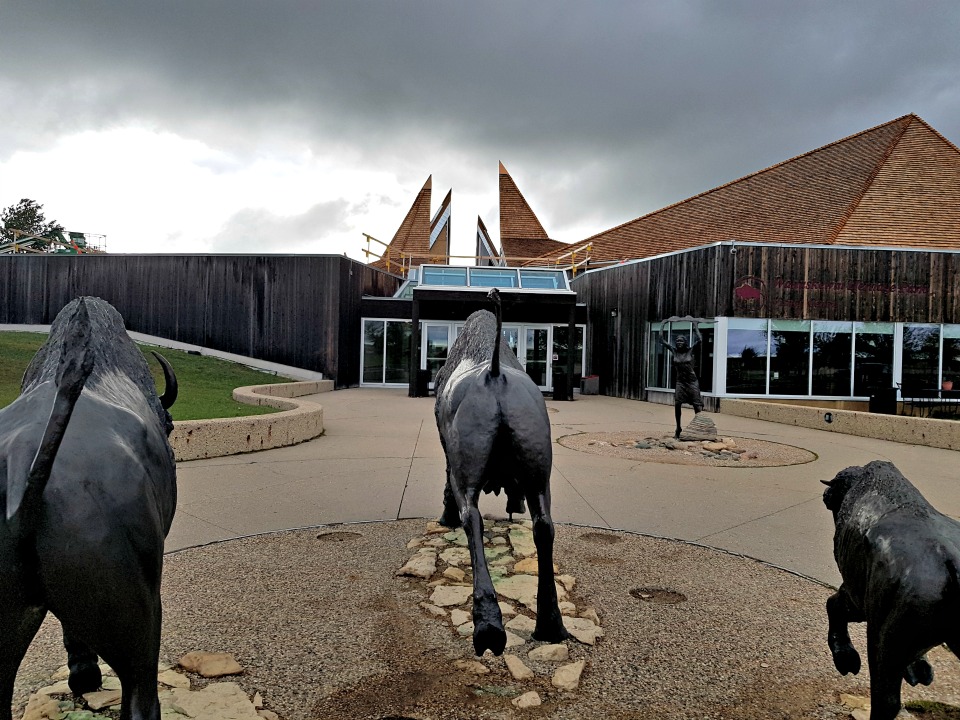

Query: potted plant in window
[[943, 379, 954, 391]]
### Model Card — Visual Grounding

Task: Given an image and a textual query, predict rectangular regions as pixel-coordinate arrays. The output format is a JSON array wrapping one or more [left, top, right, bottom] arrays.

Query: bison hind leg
[[904, 655, 934, 686]]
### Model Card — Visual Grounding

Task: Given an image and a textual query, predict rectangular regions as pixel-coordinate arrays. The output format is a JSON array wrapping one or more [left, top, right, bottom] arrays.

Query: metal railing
[[363, 235, 593, 278]]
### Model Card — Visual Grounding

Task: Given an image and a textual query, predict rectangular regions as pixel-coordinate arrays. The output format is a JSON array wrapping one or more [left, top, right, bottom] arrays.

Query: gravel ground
[[558, 429, 817, 468], [14, 520, 960, 720]]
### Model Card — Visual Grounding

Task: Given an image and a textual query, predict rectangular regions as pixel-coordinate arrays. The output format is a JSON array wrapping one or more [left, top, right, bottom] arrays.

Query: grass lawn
[[0, 332, 292, 421]]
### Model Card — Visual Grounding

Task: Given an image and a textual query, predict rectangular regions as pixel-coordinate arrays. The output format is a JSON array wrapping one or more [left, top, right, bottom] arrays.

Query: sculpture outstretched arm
[[692, 322, 702, 348]]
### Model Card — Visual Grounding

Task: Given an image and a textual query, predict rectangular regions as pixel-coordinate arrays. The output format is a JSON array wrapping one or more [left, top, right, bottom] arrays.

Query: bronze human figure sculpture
[[660, 321, 704, 438], [0, 298, 178, 720], [434, 288, 570, 655], [822, 461, 960, 720]]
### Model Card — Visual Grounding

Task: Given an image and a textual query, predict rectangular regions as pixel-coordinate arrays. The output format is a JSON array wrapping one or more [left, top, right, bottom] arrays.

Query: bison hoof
[[832, 645, 861, 676], [473, 621, 507, 657], [532, 622, 572, 644], [68, 663, 102, 695], [905, 658, 934, 686], [438, 511, 461, 529]]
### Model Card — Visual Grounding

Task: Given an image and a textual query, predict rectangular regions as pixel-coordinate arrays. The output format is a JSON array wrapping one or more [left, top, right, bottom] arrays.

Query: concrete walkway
[[170, 388, 960, 588]]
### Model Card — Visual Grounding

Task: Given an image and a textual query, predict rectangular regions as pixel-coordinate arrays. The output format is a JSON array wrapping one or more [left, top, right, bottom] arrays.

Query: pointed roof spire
[[499, 162, 569, 264], [369, 175, 433, 274]]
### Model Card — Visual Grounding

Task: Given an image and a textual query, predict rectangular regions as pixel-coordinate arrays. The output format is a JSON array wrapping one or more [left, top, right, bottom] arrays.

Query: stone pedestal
[[679, 415, 718, 442]]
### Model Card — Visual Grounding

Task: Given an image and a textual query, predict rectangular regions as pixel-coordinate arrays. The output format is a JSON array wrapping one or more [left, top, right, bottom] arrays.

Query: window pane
[[384, 321, 412, 384], [420, 266, 467, 286], [726, 320, 768, 394], [943, 325, 960, 389], [812, 322, 852, 396], [520, 269, 565, 289], [903, 324, 940, 390], [694, 324, 714, 393], [648, 325, 668, 388], [854, 322, 894, 396], [362, 320, 385, 383], [470, 268, 519, 288], [770, 320, 810, 395]]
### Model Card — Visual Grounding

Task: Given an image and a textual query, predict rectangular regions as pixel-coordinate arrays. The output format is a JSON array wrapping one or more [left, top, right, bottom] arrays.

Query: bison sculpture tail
[[5, 298, 95, 537], [488, 287, 502, 378]]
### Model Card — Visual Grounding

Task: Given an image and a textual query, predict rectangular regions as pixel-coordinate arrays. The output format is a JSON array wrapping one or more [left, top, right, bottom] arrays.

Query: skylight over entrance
[[417, 265, 570, 292]]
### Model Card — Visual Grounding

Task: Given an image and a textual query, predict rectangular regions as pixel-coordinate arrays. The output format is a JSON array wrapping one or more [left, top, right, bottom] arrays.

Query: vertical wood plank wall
[[572, 244, 960, 400], [0, 255, 400, 388]]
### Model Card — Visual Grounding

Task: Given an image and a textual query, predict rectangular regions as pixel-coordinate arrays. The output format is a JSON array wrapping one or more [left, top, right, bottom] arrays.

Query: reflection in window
[[420, 266, 468, 286], [770, 320, 810, 395], [520, 269, 565, 289], [648, 325, 668, 388], [902, 325, 940, 390], [854, 323, 894, 396], [813, 322, 852, 396], [726, 319, 768, 394], [469, 268, 520, 287], [425, 325, 451, 381], [553, 326, 585, 384], [384, 322, 412, 383], [362, 320, 385, 383]]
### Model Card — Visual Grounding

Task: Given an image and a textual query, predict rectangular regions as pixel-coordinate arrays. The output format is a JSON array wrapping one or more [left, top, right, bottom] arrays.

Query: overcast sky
[[1, 1, 958, 260]]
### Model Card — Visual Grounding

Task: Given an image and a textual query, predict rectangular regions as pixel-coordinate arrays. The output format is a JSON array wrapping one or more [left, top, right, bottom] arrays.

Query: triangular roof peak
[[499, 163, 550, 242]]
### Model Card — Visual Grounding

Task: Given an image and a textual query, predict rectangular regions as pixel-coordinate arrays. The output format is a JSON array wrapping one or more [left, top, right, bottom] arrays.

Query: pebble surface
[[13, 519, 960, 719]]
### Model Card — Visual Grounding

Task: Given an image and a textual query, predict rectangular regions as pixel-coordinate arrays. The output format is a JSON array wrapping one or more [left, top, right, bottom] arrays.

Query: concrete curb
[[721, 398, 960, 451], [170, 380, 334, 461]]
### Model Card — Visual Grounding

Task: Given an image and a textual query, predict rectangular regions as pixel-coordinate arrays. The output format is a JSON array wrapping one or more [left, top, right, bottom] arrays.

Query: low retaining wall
[[169, 380, 334, 461], [721, 398, 960, 452]]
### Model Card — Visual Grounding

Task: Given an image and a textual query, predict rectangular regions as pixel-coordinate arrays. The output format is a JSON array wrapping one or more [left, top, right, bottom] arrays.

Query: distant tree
[[1, 198, 65, 248]]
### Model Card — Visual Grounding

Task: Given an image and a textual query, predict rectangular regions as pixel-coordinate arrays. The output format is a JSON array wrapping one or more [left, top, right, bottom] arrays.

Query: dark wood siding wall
[[573, 244, 960, 399], [0, 255, 399, 388]]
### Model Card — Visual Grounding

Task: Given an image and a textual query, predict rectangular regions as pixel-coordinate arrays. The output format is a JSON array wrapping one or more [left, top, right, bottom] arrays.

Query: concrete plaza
[[170, 388, 960, 587]]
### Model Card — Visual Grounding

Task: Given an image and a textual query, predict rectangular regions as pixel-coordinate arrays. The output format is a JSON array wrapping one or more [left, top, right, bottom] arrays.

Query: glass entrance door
[[523, 326, 550, 388], [423, 323, 451, 386]]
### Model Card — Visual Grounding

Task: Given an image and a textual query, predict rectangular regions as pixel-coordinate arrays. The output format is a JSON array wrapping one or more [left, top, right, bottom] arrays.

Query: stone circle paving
[[13, 520, 960, 719]]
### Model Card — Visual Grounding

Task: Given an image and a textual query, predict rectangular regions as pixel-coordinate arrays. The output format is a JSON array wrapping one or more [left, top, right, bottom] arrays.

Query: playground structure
[[0, 228, 106, 255], [362, 232, 593, 278]]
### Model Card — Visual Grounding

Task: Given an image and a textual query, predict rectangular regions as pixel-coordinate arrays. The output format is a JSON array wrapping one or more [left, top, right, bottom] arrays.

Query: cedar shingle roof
[[500, 236, 569, 264], [535, 115, 960, 264], [370, 176, 436, 273], [498, 162, 571, 264]]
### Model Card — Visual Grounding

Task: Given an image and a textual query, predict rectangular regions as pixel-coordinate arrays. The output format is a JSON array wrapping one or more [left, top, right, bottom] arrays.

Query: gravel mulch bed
[[14, 520, 960, 719], [558, 429, 817, 468]]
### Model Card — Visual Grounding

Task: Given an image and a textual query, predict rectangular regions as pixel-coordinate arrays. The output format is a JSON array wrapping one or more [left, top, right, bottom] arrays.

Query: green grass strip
[[0, 332, 292, 421]]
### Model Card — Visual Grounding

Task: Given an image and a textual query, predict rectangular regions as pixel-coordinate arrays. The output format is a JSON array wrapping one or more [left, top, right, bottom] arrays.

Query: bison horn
[[820, 479, 833, 486], [152, 352, 178, 409]]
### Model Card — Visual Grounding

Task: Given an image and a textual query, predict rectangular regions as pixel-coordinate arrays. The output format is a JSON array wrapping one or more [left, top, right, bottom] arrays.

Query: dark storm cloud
[[2, 0, 960, 239]]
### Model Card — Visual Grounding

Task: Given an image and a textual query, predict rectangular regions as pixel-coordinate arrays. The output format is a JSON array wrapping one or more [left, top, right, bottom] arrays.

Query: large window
[[362, 319, 412, 384], [769, 320, 810, 395], [812, 322, 853, 396], [716, 319, 960, 399], [726, 319, 768, 394]]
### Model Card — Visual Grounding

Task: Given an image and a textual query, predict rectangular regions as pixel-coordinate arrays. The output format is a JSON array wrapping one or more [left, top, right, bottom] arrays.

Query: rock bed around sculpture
[[397, 518, 604, 709], [15, 519, 960, 720], [559, 429, 817, 467]]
